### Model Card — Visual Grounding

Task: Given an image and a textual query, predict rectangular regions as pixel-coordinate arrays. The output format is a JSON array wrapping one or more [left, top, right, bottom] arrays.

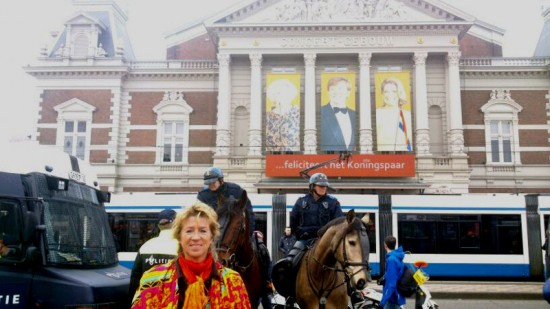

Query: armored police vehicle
[[0, 142, 129, 308]]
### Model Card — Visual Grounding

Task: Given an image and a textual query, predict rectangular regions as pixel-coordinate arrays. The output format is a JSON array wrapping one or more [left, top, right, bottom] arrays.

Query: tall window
[[162, 122, 184, 162], [490, 120, 512, 163], [54, 98, 95, 162], [64, 121, 87, 160], [481, 89, 522, 166], [153, 91, 193, 165]]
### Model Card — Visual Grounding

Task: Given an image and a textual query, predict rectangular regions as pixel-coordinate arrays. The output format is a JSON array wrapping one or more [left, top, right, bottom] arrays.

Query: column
[[248, 53, 262, 156], [447, 51, 464, 155], [358, 52, 373, 154], [215, 53, 231, 156], [413, 52, 431, 155], [304, 53, 317, 154]]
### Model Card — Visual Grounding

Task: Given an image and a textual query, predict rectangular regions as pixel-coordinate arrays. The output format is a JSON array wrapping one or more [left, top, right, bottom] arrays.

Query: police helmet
[[309, 173, 330, 187], [204, 167, 224, 185]]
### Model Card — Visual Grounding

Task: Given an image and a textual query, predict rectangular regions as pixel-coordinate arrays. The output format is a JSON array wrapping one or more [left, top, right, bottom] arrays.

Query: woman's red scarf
[[178, 254, 213, 308], [178, 253, 213, 283]]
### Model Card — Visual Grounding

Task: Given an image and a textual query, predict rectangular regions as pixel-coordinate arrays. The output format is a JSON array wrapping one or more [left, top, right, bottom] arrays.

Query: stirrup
[[285, 296, 295, 309]]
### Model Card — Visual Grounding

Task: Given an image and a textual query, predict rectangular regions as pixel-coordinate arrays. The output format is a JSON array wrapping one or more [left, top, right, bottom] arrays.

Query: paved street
[[266, 280, 547, 308], [418, 280, 543, 300], [410, 299, 547, 308]]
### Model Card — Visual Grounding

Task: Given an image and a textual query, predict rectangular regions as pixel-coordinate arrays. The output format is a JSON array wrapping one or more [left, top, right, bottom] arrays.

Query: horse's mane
[[216, 195, 243, 218], [318, 215, 364, 238]]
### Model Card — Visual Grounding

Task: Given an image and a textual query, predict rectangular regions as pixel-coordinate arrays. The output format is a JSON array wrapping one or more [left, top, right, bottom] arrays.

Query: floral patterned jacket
[[131, 258, 251, 309]]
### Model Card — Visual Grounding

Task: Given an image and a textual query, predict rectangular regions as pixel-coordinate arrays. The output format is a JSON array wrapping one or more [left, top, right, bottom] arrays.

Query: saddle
[[272, 241, 308, 299]]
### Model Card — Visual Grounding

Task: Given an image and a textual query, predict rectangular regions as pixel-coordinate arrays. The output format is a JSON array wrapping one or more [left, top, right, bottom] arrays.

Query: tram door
[[109, 213, 159, 252]]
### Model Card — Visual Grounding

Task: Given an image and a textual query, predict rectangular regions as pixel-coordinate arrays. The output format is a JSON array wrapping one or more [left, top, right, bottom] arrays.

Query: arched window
[[428, 105, 444, 156], [233, 106, 248, 156]]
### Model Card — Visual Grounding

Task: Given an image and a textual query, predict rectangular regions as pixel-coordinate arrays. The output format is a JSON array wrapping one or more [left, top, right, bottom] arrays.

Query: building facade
[[26, 0, 550, 195]]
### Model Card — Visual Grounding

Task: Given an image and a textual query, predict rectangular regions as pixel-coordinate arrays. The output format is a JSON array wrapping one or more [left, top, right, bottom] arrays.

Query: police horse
[[215, 191, 264, 308], [274, 210, 370, 309]]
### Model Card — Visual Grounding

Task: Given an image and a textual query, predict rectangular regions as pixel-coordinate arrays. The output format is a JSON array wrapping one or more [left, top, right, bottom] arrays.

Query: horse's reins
[[307, 219, 370, 304]]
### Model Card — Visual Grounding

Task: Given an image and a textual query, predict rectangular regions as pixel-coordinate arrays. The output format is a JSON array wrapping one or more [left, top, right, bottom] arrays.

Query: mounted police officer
[[198, 167, 273, 303], [197, 167, 255, 233], [272, 173, 344, 299], [290, 172, 343, 247]]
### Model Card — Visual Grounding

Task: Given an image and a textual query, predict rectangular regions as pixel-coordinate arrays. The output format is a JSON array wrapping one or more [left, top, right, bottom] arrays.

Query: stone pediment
[[65, 12, 106, 30], [209, 0, 475, 25], [54, 98, 96, 114], [153, 91, 194, 117]]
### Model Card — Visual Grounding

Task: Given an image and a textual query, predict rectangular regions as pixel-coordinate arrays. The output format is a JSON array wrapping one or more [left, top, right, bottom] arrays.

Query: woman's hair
[[266, 78, 299, 113], [381, 77, 407, 107], [172, 201, 220, 255]]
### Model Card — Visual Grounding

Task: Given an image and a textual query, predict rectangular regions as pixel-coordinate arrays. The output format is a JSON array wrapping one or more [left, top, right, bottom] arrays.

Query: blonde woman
[[131, 202, 251, 308], [376, 77, 413, 152]]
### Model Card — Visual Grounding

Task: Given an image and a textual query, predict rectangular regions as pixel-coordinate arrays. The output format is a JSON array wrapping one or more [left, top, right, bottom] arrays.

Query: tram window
[[398, 221, 436, 253], [437, 222, 459, 253], [399, 214, 437, 221], [459, 222, 480, 252], [482, 215, 522, 254], [360, 213, 376, 254], [440, 215, 459, 221], [398, 213, 521, 255], [254, 212, 268, 241], [459, 215, 480, 221], [109, 213, 159, 252]]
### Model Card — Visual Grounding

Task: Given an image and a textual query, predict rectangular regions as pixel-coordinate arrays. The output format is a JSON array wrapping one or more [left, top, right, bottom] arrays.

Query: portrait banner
[[265, 73, 301, 152], [374, 71, 413, 152], [320, 72, 357, 152]]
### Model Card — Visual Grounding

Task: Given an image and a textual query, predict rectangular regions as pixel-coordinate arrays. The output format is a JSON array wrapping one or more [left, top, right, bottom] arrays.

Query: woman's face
[[180, 216, 213, 262], [382, 83, 399, 107]]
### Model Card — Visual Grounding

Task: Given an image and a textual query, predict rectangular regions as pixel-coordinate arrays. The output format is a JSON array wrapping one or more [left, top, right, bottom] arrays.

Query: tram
[[106, 192, 547, 279]]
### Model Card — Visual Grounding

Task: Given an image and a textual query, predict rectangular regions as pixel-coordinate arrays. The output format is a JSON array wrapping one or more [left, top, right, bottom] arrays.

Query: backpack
[[397, 266, 418, 297]]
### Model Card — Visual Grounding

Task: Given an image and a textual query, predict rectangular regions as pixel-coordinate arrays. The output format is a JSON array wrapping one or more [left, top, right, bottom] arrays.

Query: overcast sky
[[0, 0, 545, 143]]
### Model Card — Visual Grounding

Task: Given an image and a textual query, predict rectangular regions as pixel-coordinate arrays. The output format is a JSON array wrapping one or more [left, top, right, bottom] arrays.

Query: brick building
[[26, 0, 550, 195]]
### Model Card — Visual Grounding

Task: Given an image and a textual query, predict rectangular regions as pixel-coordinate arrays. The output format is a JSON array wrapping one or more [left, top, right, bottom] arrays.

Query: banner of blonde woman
[[265, 73, 301, 152], [320, 72, 356, 152], [374, 71, 413, 152]]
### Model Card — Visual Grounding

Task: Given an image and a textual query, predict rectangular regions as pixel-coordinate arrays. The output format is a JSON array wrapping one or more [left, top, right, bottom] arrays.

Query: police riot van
[[0, 142, 129, 308]]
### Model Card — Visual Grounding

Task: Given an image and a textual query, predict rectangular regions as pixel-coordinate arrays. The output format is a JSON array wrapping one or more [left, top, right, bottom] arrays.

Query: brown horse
[[215, 192, 263, 308], [295, 210, 370, 309]]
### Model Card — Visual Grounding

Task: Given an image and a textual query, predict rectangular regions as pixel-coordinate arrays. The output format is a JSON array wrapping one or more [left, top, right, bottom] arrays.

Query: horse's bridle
[[308, 220, 371, 302], [215, 209, 254, 273]]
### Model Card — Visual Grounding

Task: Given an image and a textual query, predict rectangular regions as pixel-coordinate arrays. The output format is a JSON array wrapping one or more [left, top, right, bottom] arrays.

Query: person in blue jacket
[[290, 172, 344, 246], [380, 235, 406, 309]]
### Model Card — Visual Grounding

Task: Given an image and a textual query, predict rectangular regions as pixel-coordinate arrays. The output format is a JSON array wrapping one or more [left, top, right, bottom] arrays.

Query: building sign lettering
[[281, 36, 394, 48]]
